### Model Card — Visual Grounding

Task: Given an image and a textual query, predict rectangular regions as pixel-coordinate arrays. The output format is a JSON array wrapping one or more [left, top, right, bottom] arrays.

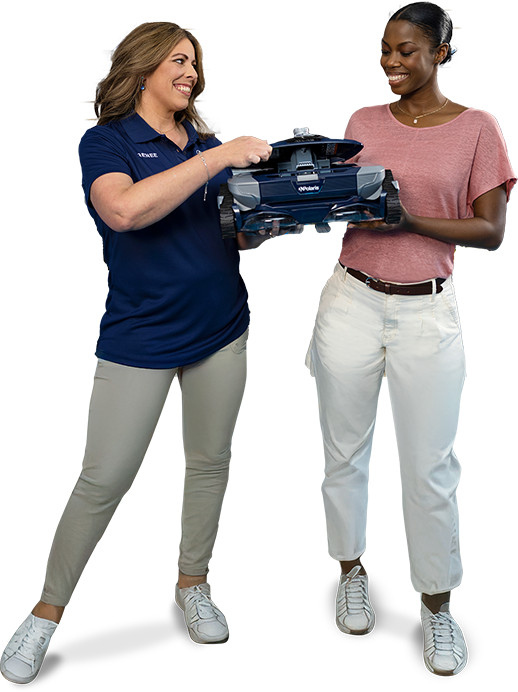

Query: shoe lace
[[342, 566, 368, 615], [17, 624, 47, 663], [183, 586, 218, 620], [428, 612, 455, 654]]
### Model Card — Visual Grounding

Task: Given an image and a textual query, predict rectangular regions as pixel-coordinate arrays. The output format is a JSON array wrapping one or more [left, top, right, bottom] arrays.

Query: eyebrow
[[381, 39, 418, 47], [171, 52, 196, 61]]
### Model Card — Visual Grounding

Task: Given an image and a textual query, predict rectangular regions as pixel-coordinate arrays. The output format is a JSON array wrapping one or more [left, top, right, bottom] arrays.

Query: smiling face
[[141, 37, 198, 116], [381, 20, 448, 97]]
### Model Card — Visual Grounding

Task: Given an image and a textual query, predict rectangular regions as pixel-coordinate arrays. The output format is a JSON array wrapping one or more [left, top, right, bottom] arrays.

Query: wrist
[[399, 208, 416, 233], [202, 145, 229, 178]]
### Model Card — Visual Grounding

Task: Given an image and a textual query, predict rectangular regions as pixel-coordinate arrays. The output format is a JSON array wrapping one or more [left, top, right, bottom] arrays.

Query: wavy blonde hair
[[94, 22, 214, 137]]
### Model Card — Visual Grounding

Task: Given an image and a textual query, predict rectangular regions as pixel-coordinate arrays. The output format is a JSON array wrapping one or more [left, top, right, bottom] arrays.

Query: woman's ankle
[[422, 591, 451, 614], [177, 572, 207, 589], [340, 559, 366, 576], [32, 601, 65, 624]]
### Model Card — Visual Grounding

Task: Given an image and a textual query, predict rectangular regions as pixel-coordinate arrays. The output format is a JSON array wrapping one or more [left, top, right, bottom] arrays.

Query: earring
[[140, 77, 145, 91]]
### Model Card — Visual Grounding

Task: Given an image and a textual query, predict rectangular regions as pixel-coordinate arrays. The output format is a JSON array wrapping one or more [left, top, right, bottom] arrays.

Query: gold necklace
[[157, 123, 178, 135], [136, 109, 179, 136], [397, 98, 449, 124]]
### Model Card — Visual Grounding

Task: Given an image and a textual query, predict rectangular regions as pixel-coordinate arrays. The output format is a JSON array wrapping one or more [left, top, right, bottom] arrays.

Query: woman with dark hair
[[306, 1, 515, 676], [1, 21, 274, 684]]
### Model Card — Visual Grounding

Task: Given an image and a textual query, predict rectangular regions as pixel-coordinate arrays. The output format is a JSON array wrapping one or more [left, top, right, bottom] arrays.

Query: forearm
[[106, 147, 229, 232], [401, 211, 504, 250]]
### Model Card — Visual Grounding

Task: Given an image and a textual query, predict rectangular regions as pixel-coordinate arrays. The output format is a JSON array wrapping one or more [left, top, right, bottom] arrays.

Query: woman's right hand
[[218, 136, 272, 168]]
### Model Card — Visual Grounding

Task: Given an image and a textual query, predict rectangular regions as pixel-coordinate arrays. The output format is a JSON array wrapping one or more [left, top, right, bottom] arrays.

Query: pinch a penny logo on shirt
[[137, 152, 158, 158]]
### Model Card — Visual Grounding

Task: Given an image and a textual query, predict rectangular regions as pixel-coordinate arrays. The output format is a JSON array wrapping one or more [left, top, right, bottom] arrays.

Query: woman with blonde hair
[[1, 21, 273, 684]]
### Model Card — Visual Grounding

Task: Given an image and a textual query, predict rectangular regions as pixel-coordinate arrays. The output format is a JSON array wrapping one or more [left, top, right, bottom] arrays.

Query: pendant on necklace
[[413, 118, 418, 124]]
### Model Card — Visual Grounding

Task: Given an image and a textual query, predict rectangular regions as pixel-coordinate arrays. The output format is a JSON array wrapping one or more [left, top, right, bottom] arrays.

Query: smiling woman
[[0, 20, 274, 685], [305, 0, 515, 679], [137, 39, 200, 144], [382, 31, 441, 96], [94, 23, 209, 132], [388, 0, 455, 63], [380, 15, 462, 126]]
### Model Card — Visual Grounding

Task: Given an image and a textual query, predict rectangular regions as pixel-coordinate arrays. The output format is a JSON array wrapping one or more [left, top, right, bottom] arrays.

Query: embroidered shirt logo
[[137, 152, 158, 158]]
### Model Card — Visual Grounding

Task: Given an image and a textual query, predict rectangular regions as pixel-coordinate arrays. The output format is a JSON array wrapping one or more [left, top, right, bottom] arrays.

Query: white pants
[[306, 265, 466, 594]]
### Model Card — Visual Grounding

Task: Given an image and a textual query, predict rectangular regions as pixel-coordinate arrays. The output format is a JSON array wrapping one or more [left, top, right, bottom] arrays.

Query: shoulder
[[345, 104, 392, 138], [80, 120, 120, 140], [79, 122, 124, 150], [78, 122, 129, 163], [452, 109, 510, 154], [348, 104, 389, 125], [454, 108, 503, 133]]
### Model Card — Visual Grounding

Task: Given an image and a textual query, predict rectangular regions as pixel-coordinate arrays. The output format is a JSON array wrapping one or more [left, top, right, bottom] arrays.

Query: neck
[[399, 83, 445, 114], [136, 102, 179, 135]]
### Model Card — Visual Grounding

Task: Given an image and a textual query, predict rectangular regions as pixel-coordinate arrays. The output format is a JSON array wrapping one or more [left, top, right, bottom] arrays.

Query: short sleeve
[[467, 112, 516, 211], [78, 126, 133, 206], [343, 110, 366, 165]]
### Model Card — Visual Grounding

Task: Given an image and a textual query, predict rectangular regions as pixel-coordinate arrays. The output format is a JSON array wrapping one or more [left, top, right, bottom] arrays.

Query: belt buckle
[[365, 276, 392, 295]]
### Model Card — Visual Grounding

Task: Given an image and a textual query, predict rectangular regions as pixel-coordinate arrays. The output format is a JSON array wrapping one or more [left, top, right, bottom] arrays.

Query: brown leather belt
[[346, 267, 445, 295]]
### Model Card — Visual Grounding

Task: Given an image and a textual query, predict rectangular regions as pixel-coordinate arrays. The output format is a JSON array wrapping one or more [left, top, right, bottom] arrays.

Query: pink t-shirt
[[339, 105, 516, 282]]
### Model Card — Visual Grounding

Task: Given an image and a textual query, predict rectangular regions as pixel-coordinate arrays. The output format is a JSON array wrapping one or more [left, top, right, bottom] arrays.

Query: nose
[[385, 51, 401, 68], [186, 62, 198, 81]]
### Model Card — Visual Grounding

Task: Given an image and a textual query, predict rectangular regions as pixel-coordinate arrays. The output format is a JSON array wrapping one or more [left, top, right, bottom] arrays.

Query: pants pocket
[[440, 291, 462, 330]]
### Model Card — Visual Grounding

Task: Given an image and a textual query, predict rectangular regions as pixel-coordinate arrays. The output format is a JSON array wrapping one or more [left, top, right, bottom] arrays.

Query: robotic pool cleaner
[[219, 127, 401, 238]]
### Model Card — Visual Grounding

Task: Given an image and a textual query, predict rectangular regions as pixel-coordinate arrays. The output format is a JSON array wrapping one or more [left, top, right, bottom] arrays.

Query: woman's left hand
[[347, 204, 410, 233], [237, 218, 298, 250], [256, 219, 303, 237]]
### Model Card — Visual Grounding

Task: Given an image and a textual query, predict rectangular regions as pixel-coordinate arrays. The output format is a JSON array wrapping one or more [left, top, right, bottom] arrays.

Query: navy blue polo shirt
[[79, 113, 249, 368]]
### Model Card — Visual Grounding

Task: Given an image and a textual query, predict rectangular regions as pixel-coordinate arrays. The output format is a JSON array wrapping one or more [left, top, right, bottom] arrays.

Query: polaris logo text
[[297, 185, 321, 193]]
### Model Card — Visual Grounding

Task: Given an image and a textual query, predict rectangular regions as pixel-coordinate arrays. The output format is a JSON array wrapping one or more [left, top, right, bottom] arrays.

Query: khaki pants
[[41, 329, 248, 606]]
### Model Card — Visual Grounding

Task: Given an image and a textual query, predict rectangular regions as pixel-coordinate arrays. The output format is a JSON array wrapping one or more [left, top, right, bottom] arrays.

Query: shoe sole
[[335, 615, 375, 636], [423, 653, 468, 677], [187, 631, 229, 645]]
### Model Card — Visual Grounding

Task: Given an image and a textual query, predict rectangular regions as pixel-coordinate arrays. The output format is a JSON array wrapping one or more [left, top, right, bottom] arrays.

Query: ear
[[435, 42, 450, 65]]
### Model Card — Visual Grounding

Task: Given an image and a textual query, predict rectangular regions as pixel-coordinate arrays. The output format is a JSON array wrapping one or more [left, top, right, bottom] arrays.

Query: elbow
[[92, 202, 136, 232], [471, 218, 505, 251], [110, 218, 134, 233], [103, 209, 138, 233], [485, 226, 505, 251], [110, 219, 130, 233], [108, 202, 140, 231], [106, 203, 154, 232]]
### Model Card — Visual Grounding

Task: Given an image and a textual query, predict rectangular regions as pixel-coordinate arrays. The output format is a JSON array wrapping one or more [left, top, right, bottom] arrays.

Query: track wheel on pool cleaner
[[219, 183, 238, 239], [383, 170, 402, 225]]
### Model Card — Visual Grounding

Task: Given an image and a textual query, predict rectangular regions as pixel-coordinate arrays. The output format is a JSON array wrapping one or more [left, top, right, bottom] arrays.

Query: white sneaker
[[1, 613, 58, 684], [175, 583, 229, 644], [421, 602, 468, 676], [336, 565, 375, 635]]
